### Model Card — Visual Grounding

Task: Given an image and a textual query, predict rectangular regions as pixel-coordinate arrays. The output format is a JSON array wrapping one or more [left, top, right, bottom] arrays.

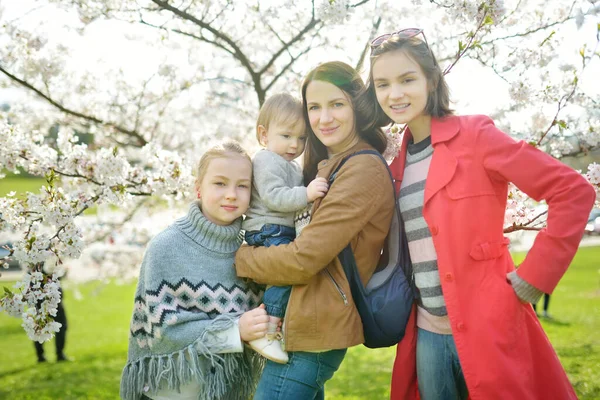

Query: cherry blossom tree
[[0, 0, 598, 340]]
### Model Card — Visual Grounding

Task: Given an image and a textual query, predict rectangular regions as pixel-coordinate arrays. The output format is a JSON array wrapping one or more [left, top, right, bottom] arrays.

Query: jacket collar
[[390, 115, 460, 193], [430, 115, 460, 144]]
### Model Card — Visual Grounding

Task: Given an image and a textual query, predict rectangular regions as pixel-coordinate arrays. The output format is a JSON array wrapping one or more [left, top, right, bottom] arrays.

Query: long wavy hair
[[301, 61, 387, 184]]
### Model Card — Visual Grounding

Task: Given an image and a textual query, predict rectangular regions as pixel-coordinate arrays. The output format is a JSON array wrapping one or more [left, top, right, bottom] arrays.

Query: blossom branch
[[0, 65, 148, 147]]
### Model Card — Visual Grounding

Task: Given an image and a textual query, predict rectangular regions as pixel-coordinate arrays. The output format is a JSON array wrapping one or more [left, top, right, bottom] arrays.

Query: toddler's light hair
[[256, 93, 305, 144], [195, 140, 251, 188]]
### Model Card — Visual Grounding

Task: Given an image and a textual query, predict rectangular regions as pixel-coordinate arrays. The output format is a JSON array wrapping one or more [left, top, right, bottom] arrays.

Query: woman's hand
[[239, 304, 269, 341]]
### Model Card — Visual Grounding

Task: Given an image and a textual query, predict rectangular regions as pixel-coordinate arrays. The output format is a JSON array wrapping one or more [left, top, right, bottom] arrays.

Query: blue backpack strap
[[329, 149, 417, 298]]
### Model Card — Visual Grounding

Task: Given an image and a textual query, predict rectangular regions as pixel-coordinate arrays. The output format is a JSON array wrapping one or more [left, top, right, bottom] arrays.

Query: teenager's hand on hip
[[239, 304, 269, 341], [307, 177, 329, 202]]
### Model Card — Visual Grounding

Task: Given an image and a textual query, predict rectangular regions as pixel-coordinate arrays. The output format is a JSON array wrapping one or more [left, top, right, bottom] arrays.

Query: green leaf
[[458, 40, 464, 53], [3, 286, 12, 295], [484, 15, 494, 25], [112, 146, 119, 157]]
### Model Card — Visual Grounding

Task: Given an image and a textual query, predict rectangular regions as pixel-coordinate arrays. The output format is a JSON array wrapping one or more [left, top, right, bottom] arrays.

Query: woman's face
[[305, 80, 359, 155], [196, 154, 252, 225], [372, 50, 429, 126]]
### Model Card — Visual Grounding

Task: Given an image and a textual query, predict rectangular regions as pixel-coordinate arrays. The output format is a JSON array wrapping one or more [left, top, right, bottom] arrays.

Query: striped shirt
[[399, 136, 451, 334]]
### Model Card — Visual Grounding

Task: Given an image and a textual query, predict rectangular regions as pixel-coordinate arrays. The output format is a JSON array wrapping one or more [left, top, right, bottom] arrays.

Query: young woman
[[121, 141, 268, 400], [235, 61, 395, 399], [365, 29, 596, 399]]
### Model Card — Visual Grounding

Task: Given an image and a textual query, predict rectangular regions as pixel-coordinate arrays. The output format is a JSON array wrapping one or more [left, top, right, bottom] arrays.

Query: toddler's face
[[196, 154, 252, 225], [261, 119, 307, 161]]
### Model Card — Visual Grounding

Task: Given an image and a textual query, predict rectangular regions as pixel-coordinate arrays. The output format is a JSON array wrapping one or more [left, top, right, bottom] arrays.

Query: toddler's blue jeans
[[245, 224, 295, 318]]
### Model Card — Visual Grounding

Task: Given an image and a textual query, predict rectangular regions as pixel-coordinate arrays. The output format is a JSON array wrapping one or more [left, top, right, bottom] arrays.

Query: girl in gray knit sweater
[[243, 93, 329, 364], [121, 141, 269, 400]]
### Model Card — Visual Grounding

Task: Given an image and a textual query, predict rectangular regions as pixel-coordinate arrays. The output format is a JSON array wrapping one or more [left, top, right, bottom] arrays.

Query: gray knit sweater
[[120, 202, 264, 400], [242, 149, 307, 232]]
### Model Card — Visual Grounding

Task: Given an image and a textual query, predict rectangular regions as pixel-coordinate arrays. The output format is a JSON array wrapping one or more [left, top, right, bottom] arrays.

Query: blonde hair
[[195, 140, 251, 188], [256, 93, 305, 144]]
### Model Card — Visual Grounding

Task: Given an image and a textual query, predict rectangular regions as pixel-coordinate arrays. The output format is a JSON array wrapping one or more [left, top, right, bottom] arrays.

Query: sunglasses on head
[[370, 28, 427, 49]]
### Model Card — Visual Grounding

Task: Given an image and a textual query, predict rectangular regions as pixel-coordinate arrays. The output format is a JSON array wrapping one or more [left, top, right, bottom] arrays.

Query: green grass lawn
[[0, 174, 45, 198], [1, 246, 599, 399], [0, 173, 100, 214]]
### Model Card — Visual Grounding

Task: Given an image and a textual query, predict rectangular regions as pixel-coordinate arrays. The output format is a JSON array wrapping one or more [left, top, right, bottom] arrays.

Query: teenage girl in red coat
[[364, 29, 596, 400]]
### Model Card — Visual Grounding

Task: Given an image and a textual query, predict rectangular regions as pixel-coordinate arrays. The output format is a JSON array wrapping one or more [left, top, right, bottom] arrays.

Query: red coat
[[389, 115, 596, 400]]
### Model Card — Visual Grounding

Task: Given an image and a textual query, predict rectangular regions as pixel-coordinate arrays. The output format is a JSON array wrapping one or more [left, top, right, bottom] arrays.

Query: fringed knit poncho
[[120, 202, 264, 400]]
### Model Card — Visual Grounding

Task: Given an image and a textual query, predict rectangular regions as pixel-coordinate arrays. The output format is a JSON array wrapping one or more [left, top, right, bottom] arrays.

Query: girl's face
[[305, 80, 359, 155], [196, 154, 252, 225], [372, 50, 430, 127]]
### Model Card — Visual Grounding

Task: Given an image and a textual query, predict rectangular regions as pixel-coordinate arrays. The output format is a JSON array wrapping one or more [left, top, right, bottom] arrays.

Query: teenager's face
[[260, 119, 307, 161], [196, 154, 252, 225], [305, 80, 359, 155], [372, 50, 430, 127]]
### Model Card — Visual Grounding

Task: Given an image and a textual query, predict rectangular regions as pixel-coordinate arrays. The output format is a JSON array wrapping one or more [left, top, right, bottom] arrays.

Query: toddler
[[243, 93, 328, 363]]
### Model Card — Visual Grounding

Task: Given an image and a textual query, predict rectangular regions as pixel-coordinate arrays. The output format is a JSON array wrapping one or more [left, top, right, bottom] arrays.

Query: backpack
[[329, 149, 416, 349]]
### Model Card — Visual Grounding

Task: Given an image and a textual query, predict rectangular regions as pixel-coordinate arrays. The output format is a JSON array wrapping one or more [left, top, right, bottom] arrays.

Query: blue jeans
[[254, 349, 347, 400], [416, 328, 468, 400], [245, 224, 295, 318]]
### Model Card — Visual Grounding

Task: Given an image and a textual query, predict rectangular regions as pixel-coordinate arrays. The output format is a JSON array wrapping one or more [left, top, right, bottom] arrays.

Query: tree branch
[[139, 19, 237, 57], [479, 16, 575, 46], [536, 77, 579, 147], [264, 45, 314, 93], [0, 65, 147, 147], [503, 225, 542, 233], [151, 0, 264, 103], [258, 18, 320, 76], [355, 16, 382, 72]]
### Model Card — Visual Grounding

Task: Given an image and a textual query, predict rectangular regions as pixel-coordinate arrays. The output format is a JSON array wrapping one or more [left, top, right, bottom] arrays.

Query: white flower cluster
[[586, 163, 600, 202], [549, 137, 574, 159], [316, 0, 353, 24], [0, 122, 193, 338], [0, 271, 62, 342], [383, 124, 405, 162], [447, 0, 506, 23], [504, 183, 544, 228], [587, 163, 600, 185], [509, 81, 532, 103]]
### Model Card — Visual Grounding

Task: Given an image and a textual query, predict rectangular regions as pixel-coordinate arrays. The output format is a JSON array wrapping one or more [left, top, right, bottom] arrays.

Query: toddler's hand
[[307, 177, 329, 202], [239, 304, 269, 341]]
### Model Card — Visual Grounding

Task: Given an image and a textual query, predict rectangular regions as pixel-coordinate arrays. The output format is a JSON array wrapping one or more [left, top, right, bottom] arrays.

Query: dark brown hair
[[366, 34, 453, 128], [301, 61, 387, 184]]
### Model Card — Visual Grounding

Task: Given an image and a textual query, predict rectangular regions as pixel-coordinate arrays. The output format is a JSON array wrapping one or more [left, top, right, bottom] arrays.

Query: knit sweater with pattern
[[120, 202, 264, 400]]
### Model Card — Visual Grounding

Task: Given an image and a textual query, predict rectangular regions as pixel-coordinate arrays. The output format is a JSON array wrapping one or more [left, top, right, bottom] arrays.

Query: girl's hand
[[239, 304, 269, 341]]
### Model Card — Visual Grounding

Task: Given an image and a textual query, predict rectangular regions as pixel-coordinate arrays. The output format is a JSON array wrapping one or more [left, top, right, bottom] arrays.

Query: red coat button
[[457, 322, 465, 331], [445, 273, 453, 282], [430, 225, 439, 235]]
